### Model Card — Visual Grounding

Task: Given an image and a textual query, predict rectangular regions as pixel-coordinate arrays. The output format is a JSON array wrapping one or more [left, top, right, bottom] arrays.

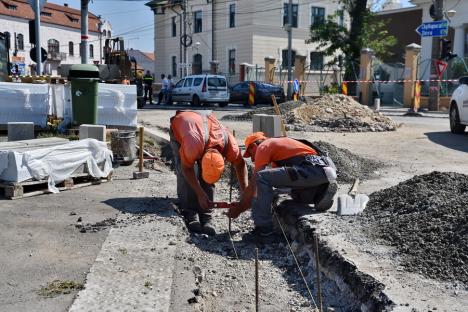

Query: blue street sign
[[293, 79, 300, 93], [416, 20, 449, 37]]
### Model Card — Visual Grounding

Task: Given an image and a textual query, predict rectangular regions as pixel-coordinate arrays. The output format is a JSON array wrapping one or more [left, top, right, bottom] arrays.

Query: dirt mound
[[313, 141, 383, 183], [362, 172, 468, 284], [222, 95, 396, 132], [285, 95, 396, 132]]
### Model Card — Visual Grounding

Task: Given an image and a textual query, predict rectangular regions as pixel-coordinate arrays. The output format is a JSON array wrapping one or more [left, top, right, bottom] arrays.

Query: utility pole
[[80, 0, 89, 64], [429, 0, 444, 111], [287, 0, 293, 100], [183, 0, 187, 77], [34, 0, 41, 75]]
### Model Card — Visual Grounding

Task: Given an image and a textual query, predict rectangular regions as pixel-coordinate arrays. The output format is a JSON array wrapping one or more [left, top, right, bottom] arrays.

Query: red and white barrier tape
[[280, 79, 459, 84]]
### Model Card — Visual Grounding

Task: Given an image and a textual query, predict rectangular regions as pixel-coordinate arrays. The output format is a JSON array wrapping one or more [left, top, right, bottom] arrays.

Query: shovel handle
[[349, 178, 360, 196]]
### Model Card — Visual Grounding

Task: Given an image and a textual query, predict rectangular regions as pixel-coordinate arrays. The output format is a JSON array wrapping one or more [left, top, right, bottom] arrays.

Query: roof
[[0, 0, 101, 33], [377, 5, 421, 15], [143, 52, 155, 61]]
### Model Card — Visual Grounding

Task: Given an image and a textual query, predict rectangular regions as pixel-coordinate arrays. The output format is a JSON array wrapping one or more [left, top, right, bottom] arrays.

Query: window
[[171, 56, 177, 77], [229, 4, 236, 28], [4, 32, 10, 50], [184, 78, 193, 87], [282, 49, 296, 69], [311, 7, 325, 28], [228, 49, 236, 74], [103, 30, 107, 37], [172, 16, 177, 37], [193, 77, 203, 86], [108, 31, 111, 38], [193, 53, 202, 74], [175, 79, 185, 88], [47, 39, 59, 54], [69, 42, 74, 56], [41, 11, 52, 17], [6, 4, 17, 10], [337, 10, 344, 27], [310, 52, 324, 70], [89, 44, 94, 58], [17, 34, 24, 51], [208, 77, 227, 87], [194, 11, 202, 33], [283, 3, 298, 28]]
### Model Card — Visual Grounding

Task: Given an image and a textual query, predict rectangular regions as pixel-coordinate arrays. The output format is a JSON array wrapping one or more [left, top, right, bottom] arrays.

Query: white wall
[[0, 14, 105, 75]]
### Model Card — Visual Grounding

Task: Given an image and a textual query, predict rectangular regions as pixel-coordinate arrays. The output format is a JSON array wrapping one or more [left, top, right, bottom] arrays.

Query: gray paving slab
[[69, 218, 178, 312]]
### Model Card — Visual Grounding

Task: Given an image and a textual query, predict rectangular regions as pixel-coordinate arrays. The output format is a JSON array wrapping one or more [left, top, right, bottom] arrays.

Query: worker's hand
[[226, 204, 242, 219], [197, 192, 212, 211]]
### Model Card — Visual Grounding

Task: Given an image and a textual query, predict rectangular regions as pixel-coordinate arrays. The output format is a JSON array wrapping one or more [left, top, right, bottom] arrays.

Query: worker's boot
[[184, 213, 202, 234], [242, 226, 282, 245], [199, 214, 216, 236], [314, 182, 338, 212]]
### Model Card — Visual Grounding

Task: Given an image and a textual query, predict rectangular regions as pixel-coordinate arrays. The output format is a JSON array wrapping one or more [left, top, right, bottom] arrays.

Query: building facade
[[411, 0, 468, 79], [126, 49, 155, 74], [0, 0, 112, 75], [147, 0, 345, 83]]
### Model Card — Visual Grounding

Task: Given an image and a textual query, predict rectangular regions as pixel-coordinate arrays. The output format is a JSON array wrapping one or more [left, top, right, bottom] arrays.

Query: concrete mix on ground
[[222, 94, 396, 132], [361, 171, 468, 284]]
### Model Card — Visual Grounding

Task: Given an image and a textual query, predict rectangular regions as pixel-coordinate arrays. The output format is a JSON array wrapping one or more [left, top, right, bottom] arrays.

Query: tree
[[307, 0, 396, 81]]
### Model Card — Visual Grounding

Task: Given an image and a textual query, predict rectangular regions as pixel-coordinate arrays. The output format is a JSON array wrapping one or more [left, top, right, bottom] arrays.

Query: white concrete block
[[79, 124, 106, 142], [7, 122, 34, 141], [252, 114, 281, 137], [337, 194, 369, 216]]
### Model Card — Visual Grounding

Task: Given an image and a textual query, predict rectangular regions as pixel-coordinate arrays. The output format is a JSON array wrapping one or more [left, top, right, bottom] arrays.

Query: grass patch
[[37, 131, 79, 141], [118, 248, 128, 255], [37, 280, 84, 298], [144, 281, 153, 289]]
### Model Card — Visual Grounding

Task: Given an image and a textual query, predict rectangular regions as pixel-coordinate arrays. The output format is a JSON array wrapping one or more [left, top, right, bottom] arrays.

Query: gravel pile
[[362, 172, 468, 284], [222, 94, 396, 132], [313, 141, 383, 183]]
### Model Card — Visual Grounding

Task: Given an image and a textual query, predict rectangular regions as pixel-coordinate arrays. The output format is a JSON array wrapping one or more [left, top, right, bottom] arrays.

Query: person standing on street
[[143, 70, 154, 104], [157, 74, 169, 105], [170, 111, 248, 235], [166, 75, 174, 105], [227, 132, 338, 243]]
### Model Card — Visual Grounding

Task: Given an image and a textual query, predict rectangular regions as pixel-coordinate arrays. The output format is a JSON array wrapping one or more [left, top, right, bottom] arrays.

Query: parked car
[[171, 74, 230, 107], [449, 76, 468, 134], [229, 81, 286, 106]]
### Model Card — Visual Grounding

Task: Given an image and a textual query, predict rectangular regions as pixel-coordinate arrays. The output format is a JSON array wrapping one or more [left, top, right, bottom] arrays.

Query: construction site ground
[[0, 104, 466, 311]]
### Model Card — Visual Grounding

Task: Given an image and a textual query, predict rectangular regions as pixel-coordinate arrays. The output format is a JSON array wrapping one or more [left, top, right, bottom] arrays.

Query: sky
[[48, 0, 154, 52], [48, 0, 414, 53]]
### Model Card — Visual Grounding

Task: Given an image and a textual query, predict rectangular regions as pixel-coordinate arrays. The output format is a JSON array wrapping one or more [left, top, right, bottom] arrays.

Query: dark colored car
[[229, 81, 286, 106]]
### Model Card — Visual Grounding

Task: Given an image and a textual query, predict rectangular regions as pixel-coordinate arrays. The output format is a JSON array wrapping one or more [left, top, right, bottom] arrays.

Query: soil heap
[[313, 141, 383, 183], [222, 94, 396, 132], [361, 172, 468, 284]]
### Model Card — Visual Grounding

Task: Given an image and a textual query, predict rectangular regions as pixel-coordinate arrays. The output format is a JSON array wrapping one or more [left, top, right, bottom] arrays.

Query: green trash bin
[[69, 64, 100, 125]]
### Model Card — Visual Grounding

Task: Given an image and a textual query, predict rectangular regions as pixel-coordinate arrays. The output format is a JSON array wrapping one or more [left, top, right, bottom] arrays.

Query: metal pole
[[139, 127, 144, 173], [287, 0, 293, 100], [255, 247, 259, 312], [183, 0, 187, 77], [315, 236, 323, 312], [429, 0, 444, 111], [34, 0, 41, 75], [80, 0, 89, 64]]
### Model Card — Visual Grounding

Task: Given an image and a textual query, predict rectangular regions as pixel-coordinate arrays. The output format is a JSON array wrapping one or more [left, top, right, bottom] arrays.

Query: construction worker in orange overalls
[[227, 132, 337, 244], [170, 111, 248, 235]]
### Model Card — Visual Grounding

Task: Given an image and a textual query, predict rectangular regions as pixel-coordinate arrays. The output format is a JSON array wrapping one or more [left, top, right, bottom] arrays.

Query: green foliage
[[322, 83, 340, 94], [307, 0, 397, 79]]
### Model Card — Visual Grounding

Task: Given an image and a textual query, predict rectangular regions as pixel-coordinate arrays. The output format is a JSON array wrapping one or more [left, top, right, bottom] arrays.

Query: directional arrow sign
[[416, 20, 449, 37]]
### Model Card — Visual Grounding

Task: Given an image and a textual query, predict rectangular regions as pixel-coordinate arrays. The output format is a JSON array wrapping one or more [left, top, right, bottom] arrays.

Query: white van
[[171, 75, 230, 107]]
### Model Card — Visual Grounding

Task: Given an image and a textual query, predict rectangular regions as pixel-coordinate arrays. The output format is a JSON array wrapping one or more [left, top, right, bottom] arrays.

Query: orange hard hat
[[243, 132, 267, 158], [201, 149, 225, 184]]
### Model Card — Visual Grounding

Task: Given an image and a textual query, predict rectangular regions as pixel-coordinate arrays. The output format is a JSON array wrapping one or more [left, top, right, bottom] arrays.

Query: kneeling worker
[[170, 111, 248, 235], [227, 132, 337, 243]]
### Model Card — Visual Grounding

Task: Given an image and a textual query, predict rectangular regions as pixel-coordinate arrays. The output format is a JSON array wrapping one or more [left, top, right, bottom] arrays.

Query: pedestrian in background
[[157, 74, 169, 105], [143, 70, 154, 104], [166, 75, 174, 105]]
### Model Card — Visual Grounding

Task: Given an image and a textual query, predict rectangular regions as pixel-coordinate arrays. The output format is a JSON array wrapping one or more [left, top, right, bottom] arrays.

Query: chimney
[[64, 3, 68, 7]]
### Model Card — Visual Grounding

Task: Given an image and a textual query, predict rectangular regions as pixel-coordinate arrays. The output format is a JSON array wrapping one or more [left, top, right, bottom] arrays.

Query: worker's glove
[[197, 192, 213, 211], [226, 203, 243, 219]]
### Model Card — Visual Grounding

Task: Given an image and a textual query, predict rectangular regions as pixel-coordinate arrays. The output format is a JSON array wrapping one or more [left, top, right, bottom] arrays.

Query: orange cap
[[243, 132, 267, 158], [201, 149, 225, 184]]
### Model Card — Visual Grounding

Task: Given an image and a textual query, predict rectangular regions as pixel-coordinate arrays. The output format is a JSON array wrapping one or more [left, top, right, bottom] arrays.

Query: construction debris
[[223, 95, 397, 132], [361, 172, 468, 284]]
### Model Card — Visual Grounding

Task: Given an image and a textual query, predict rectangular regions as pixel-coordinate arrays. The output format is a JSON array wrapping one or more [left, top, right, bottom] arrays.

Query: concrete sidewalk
[[379, 106, 449, 118]]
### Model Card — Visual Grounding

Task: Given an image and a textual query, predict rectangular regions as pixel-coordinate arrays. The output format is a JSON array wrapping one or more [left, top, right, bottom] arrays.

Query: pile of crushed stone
[[361, 172, 468, 284], [313, 141, 383, 183], [222, 94, 396, 132]]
